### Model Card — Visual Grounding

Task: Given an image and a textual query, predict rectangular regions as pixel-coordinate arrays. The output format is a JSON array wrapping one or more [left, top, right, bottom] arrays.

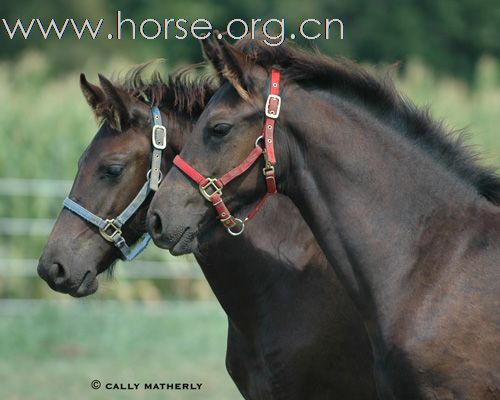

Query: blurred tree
[[0, 0, 499, 77]]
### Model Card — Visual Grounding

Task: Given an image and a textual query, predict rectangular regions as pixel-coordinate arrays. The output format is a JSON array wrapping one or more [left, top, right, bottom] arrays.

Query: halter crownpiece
[[62, 106, 167, 261], [173, 69, 281, 236]]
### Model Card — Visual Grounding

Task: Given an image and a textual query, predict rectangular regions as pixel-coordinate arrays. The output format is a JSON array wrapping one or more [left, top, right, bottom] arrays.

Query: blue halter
[[62, 106, 167, 261]]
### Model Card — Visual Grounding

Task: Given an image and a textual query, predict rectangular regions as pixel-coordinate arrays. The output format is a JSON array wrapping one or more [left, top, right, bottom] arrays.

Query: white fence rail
[[0, 218, 55, 235], [0, 178, 71, 196]]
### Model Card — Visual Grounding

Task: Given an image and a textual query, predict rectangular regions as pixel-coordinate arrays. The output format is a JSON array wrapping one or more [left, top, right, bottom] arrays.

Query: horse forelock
[[89, 62, 218, 132]]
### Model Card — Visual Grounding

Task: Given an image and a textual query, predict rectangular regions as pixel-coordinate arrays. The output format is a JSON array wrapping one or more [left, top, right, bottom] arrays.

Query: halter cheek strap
[[150, 107, 167, 191], [173, 69, 281, 236], [62, 106, 167, 261]]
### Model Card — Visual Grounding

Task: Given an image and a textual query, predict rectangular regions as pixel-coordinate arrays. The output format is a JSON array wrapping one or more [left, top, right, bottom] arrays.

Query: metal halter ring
[[147, 169, 163, 183], [255, 135, 264, 148], [227, 218, 245, 236]]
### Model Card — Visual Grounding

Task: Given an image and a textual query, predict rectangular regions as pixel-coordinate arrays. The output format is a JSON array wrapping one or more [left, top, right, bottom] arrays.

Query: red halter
[[173, 69, 281, 236]]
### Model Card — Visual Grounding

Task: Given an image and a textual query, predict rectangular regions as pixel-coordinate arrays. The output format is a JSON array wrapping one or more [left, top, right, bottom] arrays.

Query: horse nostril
[[48, 262, 69, 286], [150, 212, 164, 239]]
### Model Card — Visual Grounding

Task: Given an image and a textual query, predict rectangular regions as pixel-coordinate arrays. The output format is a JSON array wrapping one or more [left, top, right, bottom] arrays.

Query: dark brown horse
[[147, 37, 500, 399], [37, 67, 378, 399]]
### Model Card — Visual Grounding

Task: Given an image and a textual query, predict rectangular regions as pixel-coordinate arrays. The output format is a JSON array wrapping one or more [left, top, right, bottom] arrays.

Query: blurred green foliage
[[1, 0, 500, 78], [1, 52, 498, 184]]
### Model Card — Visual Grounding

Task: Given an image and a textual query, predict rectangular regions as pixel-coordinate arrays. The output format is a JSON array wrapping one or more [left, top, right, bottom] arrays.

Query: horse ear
[[200, 34, 225, 82], [80, 74, 105, 110], [201, 33, 252, 101], [98, 74, 131, 131]]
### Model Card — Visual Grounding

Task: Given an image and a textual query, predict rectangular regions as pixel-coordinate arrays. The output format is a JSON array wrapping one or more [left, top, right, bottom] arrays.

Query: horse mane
[[95, 61, 217, 124], [235, 38, 500, 205], [122, 62, 217, 116]]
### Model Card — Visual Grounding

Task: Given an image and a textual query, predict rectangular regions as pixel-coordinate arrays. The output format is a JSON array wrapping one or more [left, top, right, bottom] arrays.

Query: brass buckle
[[199, 178, 222, 201], [100, 219, 122, 242], [263, 164, 275, 175]]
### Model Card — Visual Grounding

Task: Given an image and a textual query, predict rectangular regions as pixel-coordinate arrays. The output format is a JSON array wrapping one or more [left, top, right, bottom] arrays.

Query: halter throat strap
[[173, 69, 281, 236], [62, 106, 167, 261]]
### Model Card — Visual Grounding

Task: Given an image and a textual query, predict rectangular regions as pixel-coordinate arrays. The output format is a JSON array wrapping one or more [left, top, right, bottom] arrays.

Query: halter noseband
[[62, 106, 167, 261], [173, 69, 281, 236]]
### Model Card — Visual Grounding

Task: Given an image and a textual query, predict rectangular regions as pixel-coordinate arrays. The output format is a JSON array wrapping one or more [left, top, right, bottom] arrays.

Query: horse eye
[[211, 123, 232, 137], [105, 164, 125, 177]]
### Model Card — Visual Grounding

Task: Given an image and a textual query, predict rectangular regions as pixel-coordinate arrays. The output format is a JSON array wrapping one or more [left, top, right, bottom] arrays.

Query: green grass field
[[0, 300, 242, 400]]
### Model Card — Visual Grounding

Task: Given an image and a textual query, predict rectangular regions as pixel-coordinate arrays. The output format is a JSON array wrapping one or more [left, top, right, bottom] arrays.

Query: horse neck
[[193, 245, 273, 336], [278, 82, 480, 329], [193, 198, 308, 335]]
